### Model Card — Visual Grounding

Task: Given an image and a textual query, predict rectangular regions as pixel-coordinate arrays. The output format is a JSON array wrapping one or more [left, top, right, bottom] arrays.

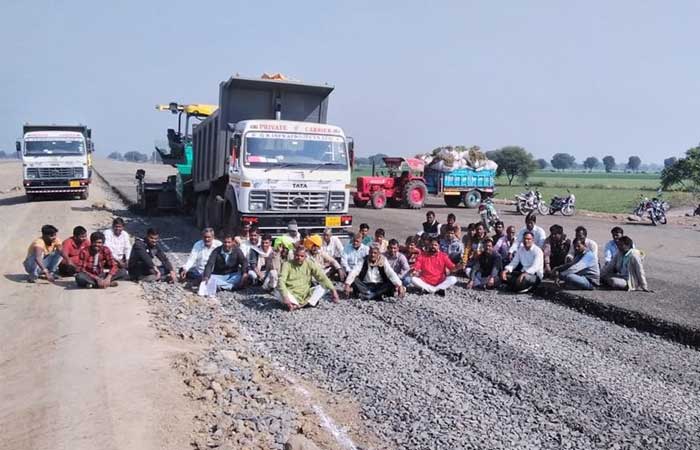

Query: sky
[[1, 0, 699, 164]]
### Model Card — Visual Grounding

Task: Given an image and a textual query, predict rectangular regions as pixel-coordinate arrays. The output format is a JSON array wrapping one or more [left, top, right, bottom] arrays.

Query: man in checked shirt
[[74, 231, 127, 288]]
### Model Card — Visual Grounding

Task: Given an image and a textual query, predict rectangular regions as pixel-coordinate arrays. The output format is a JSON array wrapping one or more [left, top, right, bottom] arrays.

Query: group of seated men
[[24, 211, 650, 308]]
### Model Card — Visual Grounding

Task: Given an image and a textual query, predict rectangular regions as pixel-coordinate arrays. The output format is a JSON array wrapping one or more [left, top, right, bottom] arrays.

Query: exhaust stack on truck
[[140, 74, 354, 237], [16, 124, 93, 200]]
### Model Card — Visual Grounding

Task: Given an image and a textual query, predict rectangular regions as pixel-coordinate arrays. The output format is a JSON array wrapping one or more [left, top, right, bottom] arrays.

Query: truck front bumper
[[240, 213, 352, 236], [24, 178, 90, 193]]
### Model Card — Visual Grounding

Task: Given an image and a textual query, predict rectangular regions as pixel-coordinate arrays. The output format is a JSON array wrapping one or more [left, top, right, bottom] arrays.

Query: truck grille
[[26, 167, 83, 179], [270, 191, 329, 211]]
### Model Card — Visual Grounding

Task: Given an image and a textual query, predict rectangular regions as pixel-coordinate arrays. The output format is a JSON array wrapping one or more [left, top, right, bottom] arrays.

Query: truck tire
[[464, 190, 482, 208], [443, 195, 461, 207], [371, 190, 387, 209], [402, 180, 426, 209]]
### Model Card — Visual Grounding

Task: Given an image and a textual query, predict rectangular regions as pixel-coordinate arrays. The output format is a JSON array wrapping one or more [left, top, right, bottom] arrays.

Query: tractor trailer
[[141, 75, 354, 237], [16, 124, 93, 200]]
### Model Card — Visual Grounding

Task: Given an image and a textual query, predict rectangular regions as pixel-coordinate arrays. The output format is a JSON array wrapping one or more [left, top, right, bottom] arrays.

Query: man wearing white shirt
[[343, 244, 405, 300], [179, 227, 222, 283], [103, 217, 132, 270], [321, 228, 344, 260], [566, 226, 598, 263], [501, 231, 544, 293], [603, 226, 625, 264], [509, 213, 546, 254]]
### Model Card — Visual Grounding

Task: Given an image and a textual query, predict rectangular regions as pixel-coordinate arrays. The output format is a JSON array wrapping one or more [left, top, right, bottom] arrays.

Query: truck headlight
[[249, 201, 266, 211], [329, 201, 344, 211]]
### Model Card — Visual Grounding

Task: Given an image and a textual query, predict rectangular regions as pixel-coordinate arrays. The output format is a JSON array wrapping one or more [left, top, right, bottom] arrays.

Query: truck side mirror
[[16, 141, 21, 152]]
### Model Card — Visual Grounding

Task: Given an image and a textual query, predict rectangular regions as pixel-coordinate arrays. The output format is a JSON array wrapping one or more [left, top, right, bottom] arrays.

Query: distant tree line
[[108, 151, 156, 163]]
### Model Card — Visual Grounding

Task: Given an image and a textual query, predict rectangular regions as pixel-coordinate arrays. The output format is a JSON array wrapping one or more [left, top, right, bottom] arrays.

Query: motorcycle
[[549, 189, 576, 216], [633, 193, 667, 225], [516, 188, 548, 215], [479, 196, 500, 232]]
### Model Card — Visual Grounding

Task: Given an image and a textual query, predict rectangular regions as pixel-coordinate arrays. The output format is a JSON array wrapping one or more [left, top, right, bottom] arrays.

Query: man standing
[[566, 226, 598, 262], [344, 244, 405, 300], [439, 225, 464, 262], [554, 237, 600, 290], [417, 211, 440, 238], [467, 238, 502, 290], [75, 231, 126, 288], [59, 226, 89, 276], [23, 224, 62, 283], [501, 231, 544, 293], [509, 213, 546, 254], [201, 234, 247, 291], [410, 237, 458, 295], [179, 227, 222, 284], [321, 228, 344, 260], [341, 233, 369, 273], [103, 217, 132, 271], [603, 226, 625, 264], [277, 246, 339, 311], [543, 224, 571, 278], [601, 236, 650, 291], [128, 228, 176, 282], [385, 239, 411, 286]]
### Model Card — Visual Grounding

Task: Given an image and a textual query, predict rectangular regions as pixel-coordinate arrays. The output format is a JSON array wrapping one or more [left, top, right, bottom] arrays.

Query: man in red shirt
[[410, 237, 459, 296], [59, 226, 89, 276], [75, 231, 126, 288]]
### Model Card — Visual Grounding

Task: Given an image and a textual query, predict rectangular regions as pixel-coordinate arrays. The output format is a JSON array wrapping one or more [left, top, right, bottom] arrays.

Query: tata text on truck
[[142, 75, 354, 237], [16, 124, 93, 200]]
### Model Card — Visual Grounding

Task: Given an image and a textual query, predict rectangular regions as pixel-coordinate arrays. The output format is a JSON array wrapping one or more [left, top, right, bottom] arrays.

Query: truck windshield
[[25, 139, 85, 156], [244, 132, 347, 169]]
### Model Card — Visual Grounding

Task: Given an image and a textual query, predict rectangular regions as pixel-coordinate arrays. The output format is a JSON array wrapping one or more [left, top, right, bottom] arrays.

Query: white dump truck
[[16, 124, 93, 200]]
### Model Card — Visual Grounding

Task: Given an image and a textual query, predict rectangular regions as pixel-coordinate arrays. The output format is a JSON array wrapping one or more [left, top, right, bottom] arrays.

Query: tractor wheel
[[464, 190, 482, 208], [444, 195, 461, 207], [403, 180, 427, 209], [353, 197, 369, 208], [371, 190, 387, 209]]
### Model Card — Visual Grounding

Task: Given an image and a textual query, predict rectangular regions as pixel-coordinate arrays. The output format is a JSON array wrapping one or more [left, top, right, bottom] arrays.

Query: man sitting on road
[[510, 213, 546, 254], [601, 236, 650, 292], [305, 235, 345, 281], [410, 237, 458, 296], [341, 233, 369, 274], [553, 237, 600, 290], [494, 225, 516, 265], [467, 238, 502, 290], [374, 228, 388, 253], [24, 224, 62, 283], [417, 210, 441, 238], [201, 234, 247, 291], [543, 224, 571, 278], [344, 244, 405, 300], [249, 233, 273, 286], [241, 226, 267, 285], [75, 231, 126, 289], [128, 228, 176, 283], [501, 231, 544, 293], [439, 225, 464, 263], [492, 220, 505, 242], [401, 236, 422, 269], [439, 213, 462, 240], [179, 227, 222, 284], [103, 217, 132, 272], [566, 226, 598, 263], [321, 228, 344, 261], [263, 237, 292, 291], [285, 220, 300, 244], [385, 238, 411, 286], [59, 226, 89, 277], [277, 246, 339, 311], [603, 226, 626, 264], [358, 223, 373, 246]]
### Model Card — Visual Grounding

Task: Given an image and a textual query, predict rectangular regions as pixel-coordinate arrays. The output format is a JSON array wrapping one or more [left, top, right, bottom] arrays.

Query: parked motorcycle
[[516, 188, 548, 215], [479, 196, 500, 232], [633, 193, 667, 225], [549, 189, 576, 216]]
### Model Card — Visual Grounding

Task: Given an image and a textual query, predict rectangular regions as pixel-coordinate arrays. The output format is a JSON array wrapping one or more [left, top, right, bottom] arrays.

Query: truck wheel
[[371, 191, 387, 209], [443, 195, 461, 207], [463, 190, 482, 208], [402, 181, 426, 209]]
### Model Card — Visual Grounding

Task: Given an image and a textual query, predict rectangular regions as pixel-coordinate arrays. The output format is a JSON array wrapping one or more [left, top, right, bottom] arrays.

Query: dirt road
[[0, 161, 193, 450]]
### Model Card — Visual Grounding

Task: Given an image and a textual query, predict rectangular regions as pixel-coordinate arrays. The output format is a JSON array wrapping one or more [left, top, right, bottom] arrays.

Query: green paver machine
[[136, 103, 217, 212]]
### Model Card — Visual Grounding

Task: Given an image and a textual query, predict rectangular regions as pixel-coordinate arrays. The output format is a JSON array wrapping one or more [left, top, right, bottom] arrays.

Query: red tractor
[[353, 157, 427, 209]]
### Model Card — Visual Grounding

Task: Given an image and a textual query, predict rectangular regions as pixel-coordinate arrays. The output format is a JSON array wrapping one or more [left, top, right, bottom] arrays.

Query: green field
[[352, 168, 695, 214]]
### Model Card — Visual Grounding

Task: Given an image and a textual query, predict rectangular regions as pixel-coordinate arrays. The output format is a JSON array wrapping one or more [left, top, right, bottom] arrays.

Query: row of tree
[[108, 151, 161, 163], [544, 154, 644, 172]]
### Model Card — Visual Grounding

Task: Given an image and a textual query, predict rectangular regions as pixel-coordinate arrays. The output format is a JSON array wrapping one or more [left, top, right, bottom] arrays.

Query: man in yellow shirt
[[24, 224, 63, 283]]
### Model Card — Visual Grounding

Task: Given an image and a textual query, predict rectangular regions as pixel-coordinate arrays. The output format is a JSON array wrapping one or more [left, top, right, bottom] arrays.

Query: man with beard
[[410, 237, 458, 296], [59, 226, 89, 277], [201, 234, 247, 291], [305, 234, 345, 281], [344, 244, 405, 300], [467, 238, 502, 290], [74, 231, 126, 288], [553, 237, 600, 290]]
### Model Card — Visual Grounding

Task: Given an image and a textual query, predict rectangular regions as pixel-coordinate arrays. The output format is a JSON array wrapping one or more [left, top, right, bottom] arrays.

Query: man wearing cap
[[305, 234, 345, 281], [321, 228, 344, 260]]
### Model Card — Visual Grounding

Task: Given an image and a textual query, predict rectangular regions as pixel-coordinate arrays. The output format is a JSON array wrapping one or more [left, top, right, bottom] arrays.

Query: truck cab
[[16, 125, 93, 200]]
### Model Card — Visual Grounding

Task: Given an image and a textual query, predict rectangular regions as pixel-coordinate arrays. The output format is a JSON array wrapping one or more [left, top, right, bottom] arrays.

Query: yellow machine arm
[[155, 103, 217, 117]]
